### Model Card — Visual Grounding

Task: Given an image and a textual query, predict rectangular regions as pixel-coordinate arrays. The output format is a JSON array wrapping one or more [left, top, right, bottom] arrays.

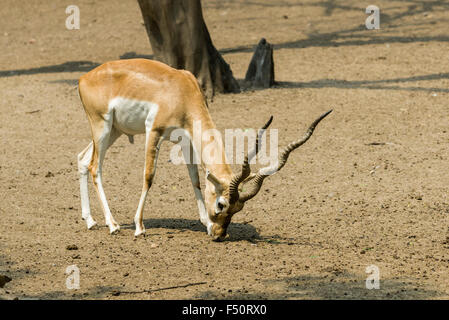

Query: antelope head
[[204, 110, 333, 241]]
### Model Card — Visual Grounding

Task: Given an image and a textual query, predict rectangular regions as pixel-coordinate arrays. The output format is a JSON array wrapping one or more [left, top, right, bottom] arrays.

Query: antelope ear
[[206, 170, 224, 192]]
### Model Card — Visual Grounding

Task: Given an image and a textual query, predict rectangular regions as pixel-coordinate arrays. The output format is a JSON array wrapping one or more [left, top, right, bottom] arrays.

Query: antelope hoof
[[83, 216, 97, 230], [109, 224, 120, 235], [86, 219, 98, 230], [134, 228, 146, 237]]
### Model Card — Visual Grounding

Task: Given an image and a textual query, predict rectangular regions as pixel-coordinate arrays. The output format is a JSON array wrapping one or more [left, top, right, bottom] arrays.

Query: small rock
[[0, 275, 12, 288], [45, 171, 54, 178], [150, 243, 159, 248], [66, 244, 78, 250]]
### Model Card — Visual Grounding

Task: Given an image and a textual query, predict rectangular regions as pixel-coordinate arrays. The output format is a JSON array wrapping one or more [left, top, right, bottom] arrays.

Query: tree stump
[[245, 38, 275, 88], [137, 0, 240, 99]]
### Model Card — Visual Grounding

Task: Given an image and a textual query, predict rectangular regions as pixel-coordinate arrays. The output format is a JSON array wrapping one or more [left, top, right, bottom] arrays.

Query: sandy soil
[[0, 0, 448, 300]]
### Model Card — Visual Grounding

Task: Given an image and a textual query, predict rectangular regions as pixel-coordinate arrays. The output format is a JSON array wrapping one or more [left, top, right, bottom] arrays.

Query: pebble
[[0, 275, 12, 288]]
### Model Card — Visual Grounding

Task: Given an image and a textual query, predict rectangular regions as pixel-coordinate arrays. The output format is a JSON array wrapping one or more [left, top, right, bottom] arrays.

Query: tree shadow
[[4, 0, 449, 100], [0, 253, 38, 289], [0, 52, 154, 79], [3, 1, 447, 79], [48, 79, 79, 85], [7, 285, 121, 300], [26, 60, 449, 95], [219, 29, 449, 56], [119, 51, 154, 60], [272, 71, 449, 93], [217, 0, 449, 54], [120, 218, 260, 242], [194, 271, 445, 299], [0, 251, 122, 300], [0, 61, 100, 78], [206, 0, 361, 13]]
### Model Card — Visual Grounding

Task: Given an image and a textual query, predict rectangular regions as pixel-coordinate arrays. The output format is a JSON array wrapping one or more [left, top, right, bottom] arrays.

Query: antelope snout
[[212, 234, 227, 242], [210, 224, 228, 242]]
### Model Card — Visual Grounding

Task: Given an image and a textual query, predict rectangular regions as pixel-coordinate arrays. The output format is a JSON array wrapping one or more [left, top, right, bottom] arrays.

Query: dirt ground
[[1, 0, 449, 300]]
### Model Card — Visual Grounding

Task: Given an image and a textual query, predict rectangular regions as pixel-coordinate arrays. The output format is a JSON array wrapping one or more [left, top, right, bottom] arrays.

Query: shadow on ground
[[4, 0, 449, 80], [0, 52, 154, 78], [272, 72, 449, 93], [47, 72, 449, 94], [194, 271, 444, 300], [0, 61, 99, 78], [1, 285, 121, 300], [120, 218, 261, 242]]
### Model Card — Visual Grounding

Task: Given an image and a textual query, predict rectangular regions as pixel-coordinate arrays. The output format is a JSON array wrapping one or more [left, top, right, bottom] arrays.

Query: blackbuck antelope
[[77, 59, 332, 241]]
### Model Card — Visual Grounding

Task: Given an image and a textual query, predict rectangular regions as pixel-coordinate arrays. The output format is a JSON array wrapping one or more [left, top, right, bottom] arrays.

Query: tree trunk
[[137, 0, 240, 98]]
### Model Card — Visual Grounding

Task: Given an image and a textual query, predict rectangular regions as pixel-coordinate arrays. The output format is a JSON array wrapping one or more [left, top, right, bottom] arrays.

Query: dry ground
[[0, 0, 448, 299]]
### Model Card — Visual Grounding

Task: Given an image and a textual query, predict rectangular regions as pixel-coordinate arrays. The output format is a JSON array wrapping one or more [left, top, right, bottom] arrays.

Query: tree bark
[[137, 0, 240, 98]]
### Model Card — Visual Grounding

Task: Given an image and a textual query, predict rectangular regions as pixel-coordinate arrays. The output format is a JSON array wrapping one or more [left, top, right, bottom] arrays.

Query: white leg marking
[[186, 163, 209, 227], [78, 142, 97, 229], [134, 138, 162, 237], [134, 103, 160, 237], [134, 141, 161, 237], [183, 139, 211, 228], [134, 188, 149, 237], [94, 117, 122, 234]]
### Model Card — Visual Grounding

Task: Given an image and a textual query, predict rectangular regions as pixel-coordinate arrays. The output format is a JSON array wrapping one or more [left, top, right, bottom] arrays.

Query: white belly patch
[[109, 97, 159, 135]]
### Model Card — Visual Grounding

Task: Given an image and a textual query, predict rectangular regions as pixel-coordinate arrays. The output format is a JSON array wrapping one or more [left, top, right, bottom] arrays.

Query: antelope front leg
[[186, 163, 210, 228], [184, 134, 212, 231], [134, 132, 162, 237]]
